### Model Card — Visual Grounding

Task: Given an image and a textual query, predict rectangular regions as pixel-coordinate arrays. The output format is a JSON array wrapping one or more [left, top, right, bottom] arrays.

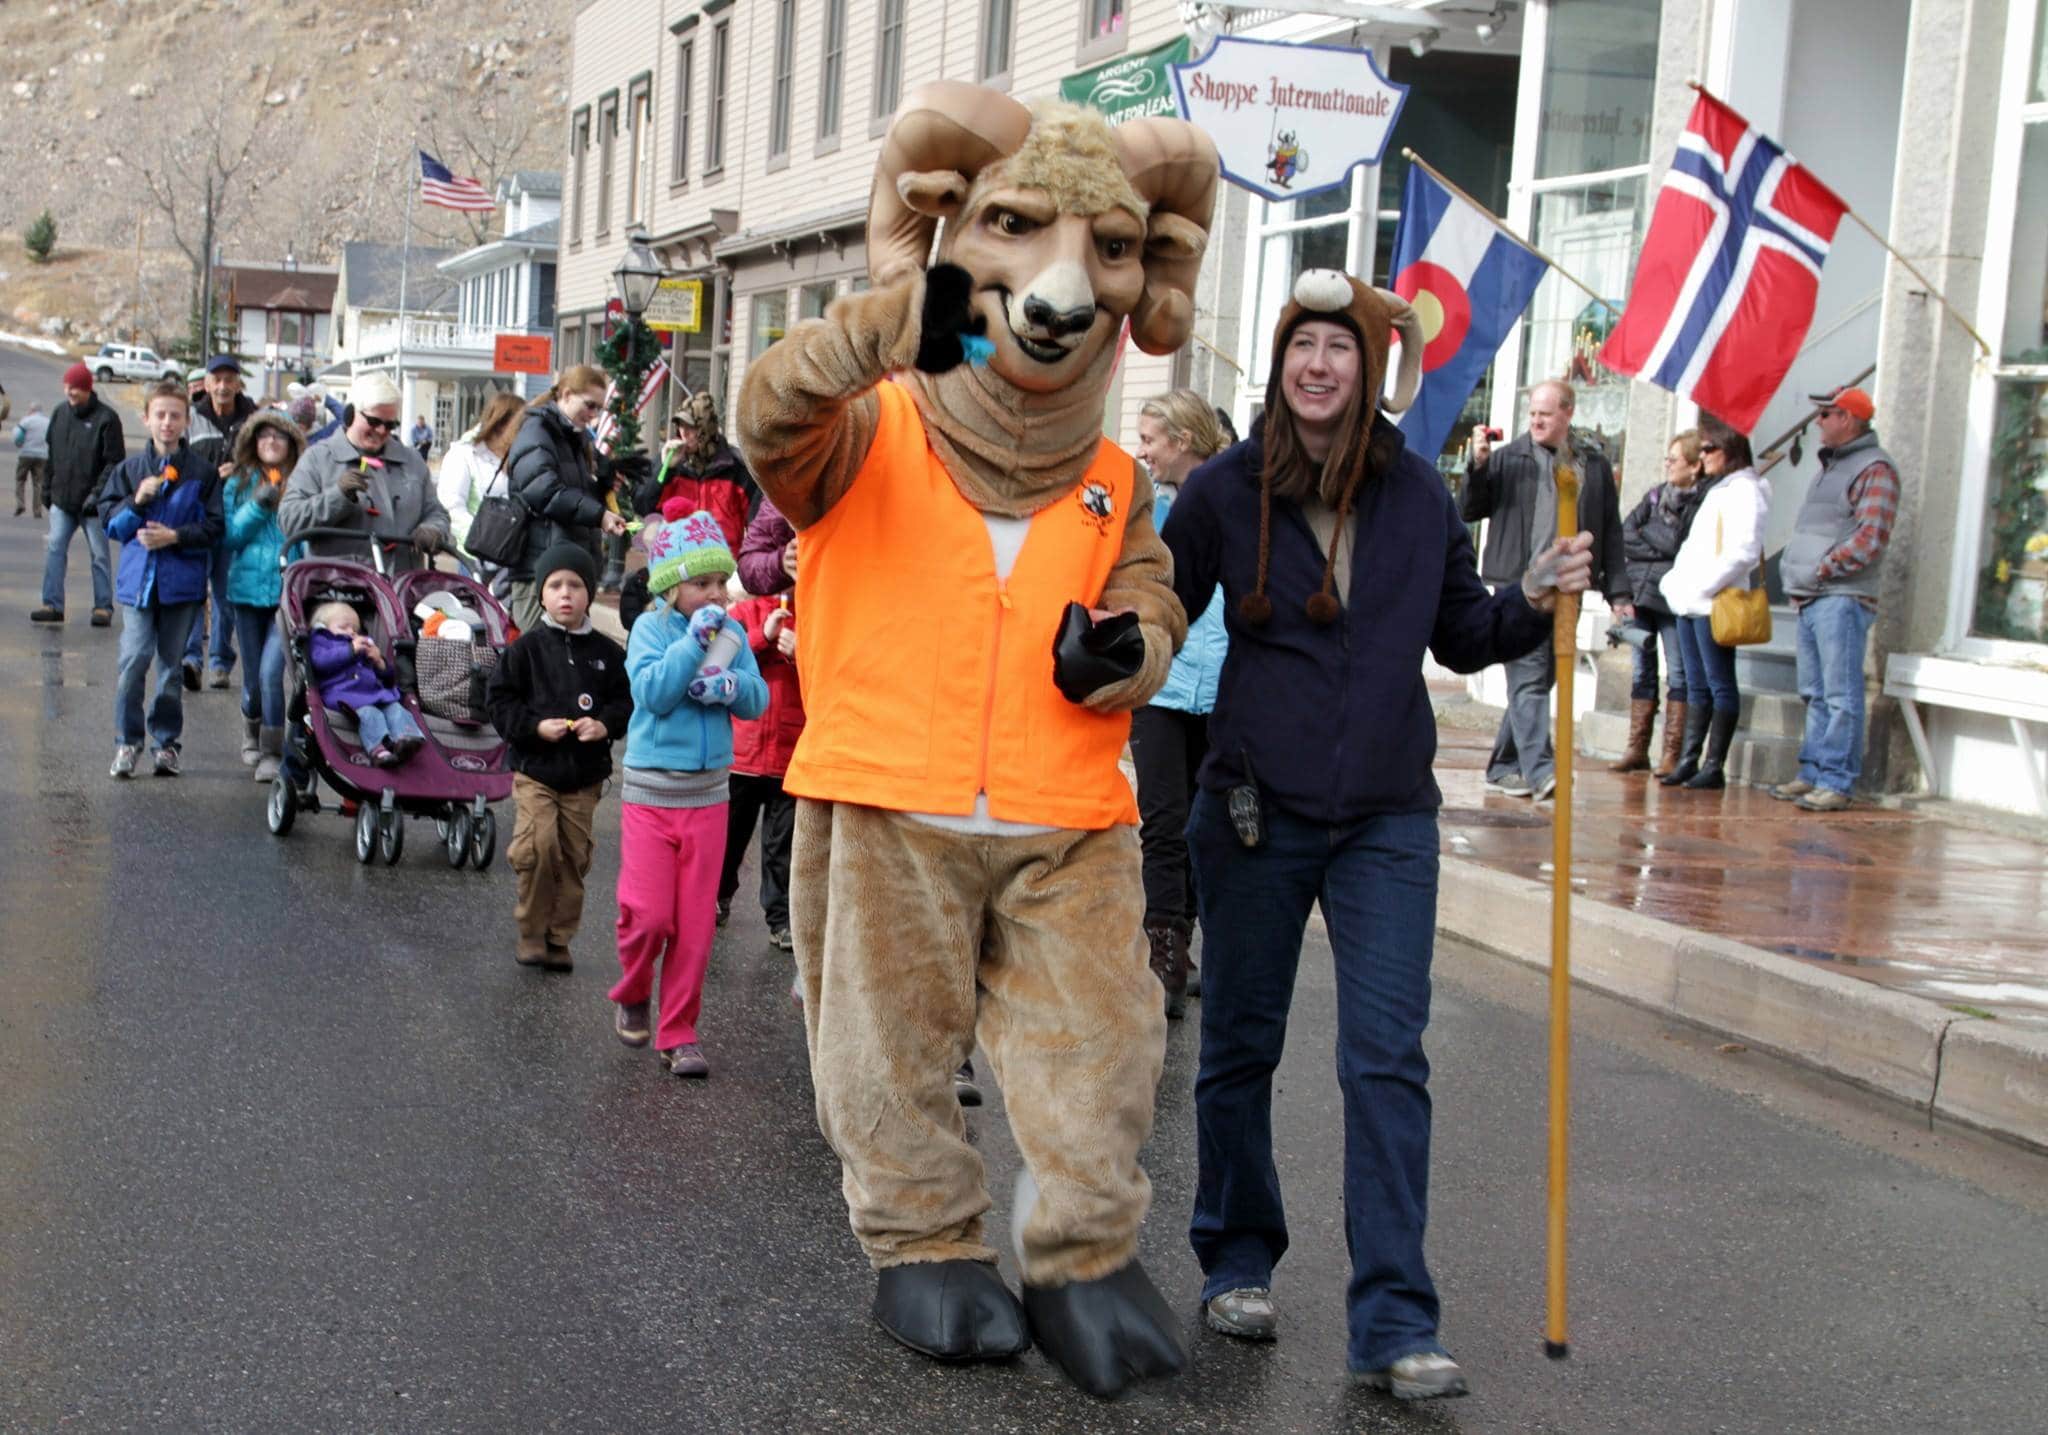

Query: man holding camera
[[1461, 381, 1629, 799]]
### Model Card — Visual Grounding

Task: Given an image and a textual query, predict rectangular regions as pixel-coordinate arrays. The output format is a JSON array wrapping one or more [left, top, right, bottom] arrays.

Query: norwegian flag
[[418, 151, 496, 213], [1599, 92, 1848, 432]]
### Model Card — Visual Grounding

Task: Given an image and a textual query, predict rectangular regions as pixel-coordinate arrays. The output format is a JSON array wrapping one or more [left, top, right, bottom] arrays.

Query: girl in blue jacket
[[219, 412, 304, 781], [612, 511, 768, 1079], [100, 381, 224, 779]]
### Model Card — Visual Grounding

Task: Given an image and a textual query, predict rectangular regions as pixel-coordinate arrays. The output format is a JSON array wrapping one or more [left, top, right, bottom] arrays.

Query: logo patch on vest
[[1077, 481, 1116, 535]]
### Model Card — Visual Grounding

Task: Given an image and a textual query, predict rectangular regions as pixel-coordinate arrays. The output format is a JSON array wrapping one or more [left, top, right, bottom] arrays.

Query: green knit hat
[[643, 508, 735, 595]]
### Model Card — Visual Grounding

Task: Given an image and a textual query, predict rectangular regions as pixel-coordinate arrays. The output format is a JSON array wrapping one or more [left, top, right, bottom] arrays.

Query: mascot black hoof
[[873, 1260, 1031, 1361], [1022, 1259, 1187, 1399]]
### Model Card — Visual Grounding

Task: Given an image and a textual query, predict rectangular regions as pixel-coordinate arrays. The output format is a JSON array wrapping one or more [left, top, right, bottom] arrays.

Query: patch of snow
[[0, 329, 73, 357]]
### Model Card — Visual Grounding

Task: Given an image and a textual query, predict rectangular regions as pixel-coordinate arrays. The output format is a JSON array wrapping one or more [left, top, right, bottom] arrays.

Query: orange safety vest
[[787, 380, 1140, 829]]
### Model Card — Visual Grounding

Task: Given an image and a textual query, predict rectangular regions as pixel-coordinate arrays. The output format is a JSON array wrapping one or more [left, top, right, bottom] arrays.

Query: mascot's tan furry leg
[[792, 799, 997, 1269], [976, 823, 1166, 1285]]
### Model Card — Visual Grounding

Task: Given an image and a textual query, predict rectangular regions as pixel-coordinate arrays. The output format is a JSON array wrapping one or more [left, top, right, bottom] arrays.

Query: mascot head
[[868, 83, 1219, 396]]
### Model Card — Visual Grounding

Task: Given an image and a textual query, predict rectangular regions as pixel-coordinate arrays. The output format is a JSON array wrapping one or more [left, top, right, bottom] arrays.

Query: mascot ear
[[869, 82, 1034, 286], [1111, 119, 1221, 356]]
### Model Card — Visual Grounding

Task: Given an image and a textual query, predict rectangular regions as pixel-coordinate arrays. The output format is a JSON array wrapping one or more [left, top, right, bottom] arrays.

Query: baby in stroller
[[308, 600, 426, 767]]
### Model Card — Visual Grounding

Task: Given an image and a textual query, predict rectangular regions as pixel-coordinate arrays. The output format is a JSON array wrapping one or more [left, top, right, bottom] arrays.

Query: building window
[[672, 38, 694, 184], [819, 0, 846, 144], [750, 290, 789, 361], [596, 93, 619, 237], [626, 78, 652, 225], [569, 108, 590, 245], [980, 0, 1012, 83], [799, 280, 836, 321], [536, 265, 557, 330], [1078, 0, 1125, 60], [707, 20, 731, 174], [873, 0, 906, 127], [769, 0, 797, 163]]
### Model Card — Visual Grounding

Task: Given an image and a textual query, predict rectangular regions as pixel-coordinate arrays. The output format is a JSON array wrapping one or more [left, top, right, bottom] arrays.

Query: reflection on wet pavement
[[1434, 727, 2048, 1027]]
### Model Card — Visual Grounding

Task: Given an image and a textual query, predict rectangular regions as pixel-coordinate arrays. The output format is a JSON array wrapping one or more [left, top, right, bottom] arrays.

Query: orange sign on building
[[494, 334, 554, 374]]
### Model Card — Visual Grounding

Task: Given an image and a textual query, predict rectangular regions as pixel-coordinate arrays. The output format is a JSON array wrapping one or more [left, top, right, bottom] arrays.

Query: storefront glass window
[[1535, 0, 1658, 179], [799, 281, 836, 322], [1972, 379, 2048, 643], [750, 291, 788, 360], [1519, 174, 1645, 446]]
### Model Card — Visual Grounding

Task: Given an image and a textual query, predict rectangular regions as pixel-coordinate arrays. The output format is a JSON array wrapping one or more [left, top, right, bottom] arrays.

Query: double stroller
[[266, 529, 515, 868]]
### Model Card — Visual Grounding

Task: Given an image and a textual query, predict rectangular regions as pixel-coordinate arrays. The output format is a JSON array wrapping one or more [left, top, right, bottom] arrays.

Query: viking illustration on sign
[[735, 82, 1218, 1399], [1267, 129, 1306, 188]]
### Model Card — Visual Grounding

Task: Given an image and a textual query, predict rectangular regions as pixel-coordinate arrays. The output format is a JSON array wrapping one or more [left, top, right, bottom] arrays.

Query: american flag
[[1599, 92, 1847, 432], [418, 151, 496, 213]]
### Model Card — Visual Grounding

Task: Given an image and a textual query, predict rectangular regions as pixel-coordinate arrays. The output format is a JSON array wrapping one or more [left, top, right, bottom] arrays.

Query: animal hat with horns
[[1242, 268, 1424, 627]]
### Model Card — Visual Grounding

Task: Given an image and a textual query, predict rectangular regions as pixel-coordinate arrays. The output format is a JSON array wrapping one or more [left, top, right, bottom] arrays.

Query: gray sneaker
[[1204, 1286, 1278, 1341], [152, 746, 181, 777], [1354, 1351, 1468, 1401], [663, 1043, 710, 1078], [1770, 778, 1815, 801], [109, 744, 139, 779], [614, 1001, 651, 1048], [1484, 774, 1532, 796], [1532, 772, 1557, 802]]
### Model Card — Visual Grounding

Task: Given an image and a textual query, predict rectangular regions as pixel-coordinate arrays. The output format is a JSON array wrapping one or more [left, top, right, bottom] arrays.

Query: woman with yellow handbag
[[1657, 417, 1773, 789]]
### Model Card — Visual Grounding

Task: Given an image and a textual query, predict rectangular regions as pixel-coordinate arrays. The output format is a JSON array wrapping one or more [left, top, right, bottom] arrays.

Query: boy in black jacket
[[486, 544, 633, 973]]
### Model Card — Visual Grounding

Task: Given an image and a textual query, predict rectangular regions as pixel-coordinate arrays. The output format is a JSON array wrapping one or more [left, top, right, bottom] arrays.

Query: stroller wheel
[[267, 776, 296, 836], [379, 809, 405, 866], [445, 810, 472, 869], [470, 810, 497, 870], [353, 804, 378, 864]]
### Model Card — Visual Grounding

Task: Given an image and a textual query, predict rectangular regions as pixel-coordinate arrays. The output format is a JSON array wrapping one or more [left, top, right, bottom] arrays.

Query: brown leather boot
[[1608, 698, 1657, 772], [1147, 920, 1189, 1020], [1653, 699, 1687, 778]]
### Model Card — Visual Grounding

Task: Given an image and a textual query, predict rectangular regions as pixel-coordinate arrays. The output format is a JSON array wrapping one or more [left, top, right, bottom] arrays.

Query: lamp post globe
[[612, 227, 663, 318]]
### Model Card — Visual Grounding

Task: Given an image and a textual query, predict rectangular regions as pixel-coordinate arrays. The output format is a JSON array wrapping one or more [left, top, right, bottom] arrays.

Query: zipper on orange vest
[[978, 579, 1011, 796]]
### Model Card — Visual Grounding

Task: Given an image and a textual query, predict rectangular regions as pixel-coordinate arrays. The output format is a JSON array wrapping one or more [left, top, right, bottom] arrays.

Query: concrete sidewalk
[[1430, 714, 2048, 1152]]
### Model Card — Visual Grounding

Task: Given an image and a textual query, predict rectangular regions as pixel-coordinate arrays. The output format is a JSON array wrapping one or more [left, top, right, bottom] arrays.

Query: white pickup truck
[[86, 343, 182, 384]]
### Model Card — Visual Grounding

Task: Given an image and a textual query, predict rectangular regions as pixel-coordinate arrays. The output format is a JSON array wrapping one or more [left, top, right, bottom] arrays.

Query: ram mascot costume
[[735, 84, 1218, 1397]]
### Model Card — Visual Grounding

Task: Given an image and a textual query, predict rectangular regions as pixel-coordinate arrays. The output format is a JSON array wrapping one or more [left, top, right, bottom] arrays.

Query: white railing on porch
[[354, 317, 545, 358]]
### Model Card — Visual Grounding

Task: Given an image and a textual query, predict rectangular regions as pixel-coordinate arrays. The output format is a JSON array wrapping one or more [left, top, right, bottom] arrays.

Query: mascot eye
[[1101, 237, 1132, 261], [994, 210, 1036, 237]]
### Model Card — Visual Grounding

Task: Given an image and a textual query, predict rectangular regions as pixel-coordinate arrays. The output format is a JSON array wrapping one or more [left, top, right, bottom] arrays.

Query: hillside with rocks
[[1, 0, 575, 348]]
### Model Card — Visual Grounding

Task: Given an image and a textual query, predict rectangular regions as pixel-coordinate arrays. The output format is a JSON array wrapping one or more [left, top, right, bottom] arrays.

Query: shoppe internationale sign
[[1173, 36, 1409, 204], [1061, 37, 1192, 126]]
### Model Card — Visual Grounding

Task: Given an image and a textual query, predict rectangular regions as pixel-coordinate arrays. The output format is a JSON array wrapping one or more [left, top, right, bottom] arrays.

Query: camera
[[1484, 427, 1504, 442], [1605, 617, 1655, 650]]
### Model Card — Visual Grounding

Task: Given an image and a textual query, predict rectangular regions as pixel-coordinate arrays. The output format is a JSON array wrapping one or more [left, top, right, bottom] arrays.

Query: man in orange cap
[[1772, 386, 1897, 812]]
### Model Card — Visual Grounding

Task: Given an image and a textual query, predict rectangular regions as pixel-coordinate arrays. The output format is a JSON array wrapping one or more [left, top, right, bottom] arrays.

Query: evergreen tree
[[23, 210, 56, 264]]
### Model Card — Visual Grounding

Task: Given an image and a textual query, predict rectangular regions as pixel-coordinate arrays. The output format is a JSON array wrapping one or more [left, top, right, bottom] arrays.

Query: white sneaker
[[1484, 774, 1531, 796], [152, 746, 181, 777], [1532, 772, 1557, 801], [1355, 1351, 1468, 1400], [109, 744, 139, 779]]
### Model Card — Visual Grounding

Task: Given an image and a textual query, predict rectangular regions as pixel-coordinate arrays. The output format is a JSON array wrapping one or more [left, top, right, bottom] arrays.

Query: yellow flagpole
[[1546, 461, 1580, 1361]]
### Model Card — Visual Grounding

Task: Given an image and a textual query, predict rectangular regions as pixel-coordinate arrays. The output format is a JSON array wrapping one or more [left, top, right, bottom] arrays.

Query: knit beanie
[[63, 361, 93, 392], [642, 509, 735, 595], [536, 541, 597, 596]]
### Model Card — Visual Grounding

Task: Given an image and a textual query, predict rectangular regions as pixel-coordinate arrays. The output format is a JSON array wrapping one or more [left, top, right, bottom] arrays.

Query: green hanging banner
[[1059, 36, 1193, 127]]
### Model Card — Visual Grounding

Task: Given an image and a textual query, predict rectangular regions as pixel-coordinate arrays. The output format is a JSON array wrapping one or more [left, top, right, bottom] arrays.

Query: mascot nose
[[1021, 295, 1098, 339]]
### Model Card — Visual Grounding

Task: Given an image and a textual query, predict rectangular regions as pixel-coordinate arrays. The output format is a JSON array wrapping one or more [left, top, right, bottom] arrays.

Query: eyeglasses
[[358, 413, 399, 433], [1699, 442, 1723, 453]]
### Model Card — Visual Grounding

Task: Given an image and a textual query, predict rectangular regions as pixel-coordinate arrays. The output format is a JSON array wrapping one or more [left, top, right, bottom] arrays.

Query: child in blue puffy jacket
[[219, 412, 304, 781], [99, 380, 224, 779]]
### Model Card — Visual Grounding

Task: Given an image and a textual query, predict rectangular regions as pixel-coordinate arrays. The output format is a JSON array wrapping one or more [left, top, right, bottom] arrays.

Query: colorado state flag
[[1389, 165, 1549, 461]]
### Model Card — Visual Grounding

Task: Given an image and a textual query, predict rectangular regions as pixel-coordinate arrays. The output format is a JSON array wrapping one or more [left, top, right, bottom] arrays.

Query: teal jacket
[[623, 600, 770, 773], [220, 469, 289, 608], [1152, 483, 1228, 715]]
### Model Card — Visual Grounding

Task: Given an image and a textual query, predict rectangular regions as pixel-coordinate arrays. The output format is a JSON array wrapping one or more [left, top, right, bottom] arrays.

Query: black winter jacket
[[1461, 432, 1627, 601], [1162, 418, 1551, 824], [485, 621, 633, 793], [1619, 481, 1704, 616], [504, 404, 606, 579], [45, 395, 127, 516]]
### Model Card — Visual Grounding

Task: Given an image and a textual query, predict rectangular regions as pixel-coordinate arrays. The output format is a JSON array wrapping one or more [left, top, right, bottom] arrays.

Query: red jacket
[[729, 594, 804, 778], [654, 445, 752, 552]]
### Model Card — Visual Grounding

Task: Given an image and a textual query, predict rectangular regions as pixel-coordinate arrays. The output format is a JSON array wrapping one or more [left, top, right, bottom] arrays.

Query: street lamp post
[[612, 227, 663, 320]]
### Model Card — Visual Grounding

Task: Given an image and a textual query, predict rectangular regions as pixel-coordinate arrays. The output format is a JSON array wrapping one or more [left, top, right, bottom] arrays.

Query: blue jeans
[[230, 604, 286, 728], [182, 545, 236, 673], [1676, 615, 1740, 716], [41, 506, 112, 612], [1188, 789, 1446, 1372], [354, 701, 423, 752], [1630, 610, 1688, 703], [1795, 595, 1875, 795], [115, 601, 202, 749]]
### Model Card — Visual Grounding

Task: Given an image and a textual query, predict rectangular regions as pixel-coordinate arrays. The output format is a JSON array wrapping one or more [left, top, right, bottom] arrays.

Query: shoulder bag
[[462, 450, 529, 568], [1709, 509, 1772, 646]]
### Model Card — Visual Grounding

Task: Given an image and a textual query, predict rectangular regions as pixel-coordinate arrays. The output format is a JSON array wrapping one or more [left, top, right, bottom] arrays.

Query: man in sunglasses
[[281, 370, 450, 570]]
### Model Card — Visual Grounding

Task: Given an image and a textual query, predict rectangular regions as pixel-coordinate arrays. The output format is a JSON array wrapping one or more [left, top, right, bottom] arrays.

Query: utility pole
[[197, 183, 217, 363]]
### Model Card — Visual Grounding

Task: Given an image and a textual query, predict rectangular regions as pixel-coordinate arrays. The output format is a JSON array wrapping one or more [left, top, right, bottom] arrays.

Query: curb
[[1436, 857, 2048, 1153]]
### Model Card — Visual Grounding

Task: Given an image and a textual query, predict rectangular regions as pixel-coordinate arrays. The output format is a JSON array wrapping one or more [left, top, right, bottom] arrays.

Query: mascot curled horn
[[735, 83, 1218, 1398]]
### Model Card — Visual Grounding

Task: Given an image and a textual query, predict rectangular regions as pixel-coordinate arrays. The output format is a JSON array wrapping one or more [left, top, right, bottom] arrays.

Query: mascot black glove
[[914, 264, 988, 375], [1051, 603, 1146, 704]]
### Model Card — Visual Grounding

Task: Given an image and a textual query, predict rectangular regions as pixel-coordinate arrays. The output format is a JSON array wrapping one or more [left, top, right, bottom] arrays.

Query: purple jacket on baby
[[308, 628, 402, 710]]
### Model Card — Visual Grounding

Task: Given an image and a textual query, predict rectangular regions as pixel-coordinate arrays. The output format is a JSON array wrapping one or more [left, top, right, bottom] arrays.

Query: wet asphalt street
[[3, 342, 2048, 1433]]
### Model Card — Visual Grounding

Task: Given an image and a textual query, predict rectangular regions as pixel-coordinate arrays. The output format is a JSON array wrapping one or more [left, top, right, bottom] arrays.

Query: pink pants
[[612, 801, 728, 1051]]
